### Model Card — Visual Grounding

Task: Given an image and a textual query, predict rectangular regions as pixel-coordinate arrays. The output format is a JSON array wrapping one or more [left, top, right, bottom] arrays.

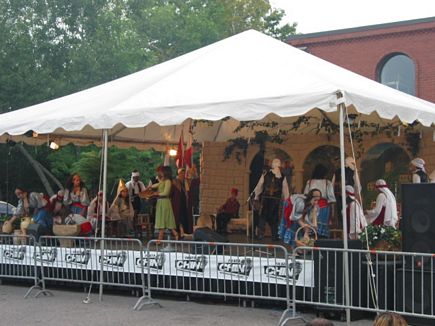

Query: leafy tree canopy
[[0, 0, 296, 202]]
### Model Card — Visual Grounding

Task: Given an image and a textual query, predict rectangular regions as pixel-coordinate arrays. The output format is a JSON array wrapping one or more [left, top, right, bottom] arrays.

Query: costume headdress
[[411, 158, 426, 172]]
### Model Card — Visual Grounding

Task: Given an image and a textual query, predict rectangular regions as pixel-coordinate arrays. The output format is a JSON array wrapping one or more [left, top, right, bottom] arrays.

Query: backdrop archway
[[361, 143, 410, 207]]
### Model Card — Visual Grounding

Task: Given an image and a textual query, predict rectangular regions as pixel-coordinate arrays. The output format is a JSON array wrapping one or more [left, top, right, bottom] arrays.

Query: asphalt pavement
[[0, 283, 375, 326]]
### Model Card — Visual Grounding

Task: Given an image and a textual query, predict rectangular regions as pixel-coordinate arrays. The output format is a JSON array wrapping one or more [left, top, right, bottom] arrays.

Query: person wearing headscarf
[[332, 157, 361, 192], [63, 174, 90, 217], [216, 188, 240, 235], [304, 164, 336, 238], [109, 179, 134, 237], [49, 190, 66, 224], [254, 158, 290, 241], [278, 189, 321, 248], [410, 158, 428, 183], [11, 187, 53, 231], [87, 191, 109, 231], [171, 168, 193, 237], [345, 185, 367, 239], [365, 179, 398, 228], [126, 169, 146, 214]]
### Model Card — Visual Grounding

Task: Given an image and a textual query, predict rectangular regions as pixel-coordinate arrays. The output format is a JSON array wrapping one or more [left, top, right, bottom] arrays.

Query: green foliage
[[48, 145, 164, 197], [0, 0, 296, 201], [359, 225, 401, 251]]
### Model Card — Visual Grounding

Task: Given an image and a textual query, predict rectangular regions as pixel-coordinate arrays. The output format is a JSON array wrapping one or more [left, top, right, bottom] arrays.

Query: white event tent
[[1, 30, 435, 320], [1, 30, 435, 147]]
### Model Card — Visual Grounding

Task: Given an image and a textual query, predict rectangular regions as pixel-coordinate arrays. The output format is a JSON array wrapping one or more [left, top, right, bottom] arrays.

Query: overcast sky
[[270, 0, 435, 34]]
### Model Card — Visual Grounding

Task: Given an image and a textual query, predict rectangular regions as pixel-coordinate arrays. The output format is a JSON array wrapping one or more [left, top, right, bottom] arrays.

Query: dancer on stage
[[254, 158, 290, 241], [63, 173, 90, 217], [149, 166, 178, 241], [87, 191, 109, 231], [126, 169, 146, 215], [410, 157, 428, 183], [172, 168, 193, 237], [11, 187, 52, 231], [216, 188, 240, 235], [109, 179, 134, 236], [278, 189, 321, 248], [304, 164, 335, 238], [365, 179, 398, 228], [345, 185, 367, 239]]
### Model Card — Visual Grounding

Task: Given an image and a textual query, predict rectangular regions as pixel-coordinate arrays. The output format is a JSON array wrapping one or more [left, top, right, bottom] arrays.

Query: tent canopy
[[1, 29, 434, 149]]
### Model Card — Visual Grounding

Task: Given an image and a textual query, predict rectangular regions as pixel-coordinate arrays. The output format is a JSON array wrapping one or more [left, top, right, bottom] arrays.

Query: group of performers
[[3, 155, 433, 246], [250, 156, 432, 248], [4, 165, 200, 241]]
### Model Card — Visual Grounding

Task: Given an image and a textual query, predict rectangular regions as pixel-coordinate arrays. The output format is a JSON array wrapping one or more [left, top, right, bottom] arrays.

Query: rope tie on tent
[[344, 108, 379, 310]]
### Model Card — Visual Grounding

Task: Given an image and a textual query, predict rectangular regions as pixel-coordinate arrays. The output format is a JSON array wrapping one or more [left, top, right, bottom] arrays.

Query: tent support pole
[[99, 128, 109, 301], [338, 92, 351, 325]]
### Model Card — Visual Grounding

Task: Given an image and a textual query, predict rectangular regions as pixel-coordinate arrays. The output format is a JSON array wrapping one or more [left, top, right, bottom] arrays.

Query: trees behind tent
[[0, 0, 296, 203]]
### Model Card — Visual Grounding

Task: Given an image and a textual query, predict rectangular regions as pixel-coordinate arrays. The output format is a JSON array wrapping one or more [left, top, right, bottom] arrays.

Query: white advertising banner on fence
[[0, 244, 314, 287]]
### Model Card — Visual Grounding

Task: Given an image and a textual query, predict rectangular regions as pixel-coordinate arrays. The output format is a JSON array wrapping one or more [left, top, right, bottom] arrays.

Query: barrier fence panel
[[293, 246, 435, 322], [146, 240, 303, 325], [36, 236, 157, 310], [0, 234, 50, 298]]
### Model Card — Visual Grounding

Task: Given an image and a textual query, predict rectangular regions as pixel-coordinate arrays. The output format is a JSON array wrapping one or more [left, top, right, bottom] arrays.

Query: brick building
[[287, 17, 435, 103], [199, 18, 435, 226]]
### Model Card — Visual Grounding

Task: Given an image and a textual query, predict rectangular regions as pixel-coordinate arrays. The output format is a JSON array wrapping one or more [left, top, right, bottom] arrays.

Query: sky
[[269, 0, 435, 34]]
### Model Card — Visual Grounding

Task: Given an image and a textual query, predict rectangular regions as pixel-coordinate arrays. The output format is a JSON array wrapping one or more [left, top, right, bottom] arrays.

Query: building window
[[379, 54, 416, 95]]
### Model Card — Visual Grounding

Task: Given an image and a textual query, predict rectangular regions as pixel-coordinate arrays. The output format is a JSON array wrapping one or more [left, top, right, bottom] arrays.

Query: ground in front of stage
[[0, 284, 374, 326]]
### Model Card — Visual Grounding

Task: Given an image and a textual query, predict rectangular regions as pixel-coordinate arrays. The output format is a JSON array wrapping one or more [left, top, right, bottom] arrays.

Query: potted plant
[[359, 225, 401, 251]]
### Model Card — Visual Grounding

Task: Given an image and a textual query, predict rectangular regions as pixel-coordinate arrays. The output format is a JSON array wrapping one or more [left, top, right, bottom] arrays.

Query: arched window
[[379, 54, 416, 95]]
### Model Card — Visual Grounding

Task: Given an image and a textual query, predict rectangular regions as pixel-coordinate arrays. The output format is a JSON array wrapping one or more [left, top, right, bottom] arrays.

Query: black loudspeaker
[[402, 184, 435, 254], [192, 227, 228, 254], [26, 223, 50, 241], [396, 268, 435, 325], [314, 239, 366, 320]]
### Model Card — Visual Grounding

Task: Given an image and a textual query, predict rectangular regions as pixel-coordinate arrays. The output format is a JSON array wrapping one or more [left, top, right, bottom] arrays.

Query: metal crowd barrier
[[36, 236, 157, 310], [0, 234, 50, 298], [293, 246, 435, 322], [146, 239, 300, 325]]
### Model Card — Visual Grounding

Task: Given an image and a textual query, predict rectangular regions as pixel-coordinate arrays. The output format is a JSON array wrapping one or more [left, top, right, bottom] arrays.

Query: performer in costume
[[63, 174, 90, 216], [126, 169, 146, 214], [216, 188, 240, 235], [147, 165, 164, 236], [49, 190, 66, 224], [109, 180, 134, 237], [410, 158, 428, 183], [11, 187, 52, 231], [365, 179, 398, 228], [345, 185, 367, 239], [171, 168, 193, 237], [186, 164, 200, 217], [149, 166, 178, 241], [304, 164, 335, 238], [87, 191, 109, 231], [254, 158, 290, 241], [278, 189, 321, 247]]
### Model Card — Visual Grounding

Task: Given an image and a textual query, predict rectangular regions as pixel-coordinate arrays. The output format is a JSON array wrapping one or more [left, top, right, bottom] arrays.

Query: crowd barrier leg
[[277, 250, 306, 326], [31, 239, 53, 298], [132, 247, 161, 311], [0, 234, 51, 298]]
